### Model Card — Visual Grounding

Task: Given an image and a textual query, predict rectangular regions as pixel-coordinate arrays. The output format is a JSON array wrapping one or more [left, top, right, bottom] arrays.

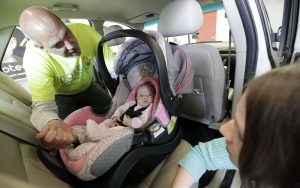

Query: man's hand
[[122, 115, 132, 127], [111, 116, 122, 127], [36, 119, 74, 149]]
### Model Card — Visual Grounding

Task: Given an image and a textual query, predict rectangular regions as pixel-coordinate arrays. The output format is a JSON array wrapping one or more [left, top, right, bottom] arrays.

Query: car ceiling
[[0, 0, 221, 29]]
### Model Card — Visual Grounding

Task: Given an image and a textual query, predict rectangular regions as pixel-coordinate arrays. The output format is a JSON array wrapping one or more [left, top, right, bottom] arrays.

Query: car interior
[[0, 0, 296, 187]]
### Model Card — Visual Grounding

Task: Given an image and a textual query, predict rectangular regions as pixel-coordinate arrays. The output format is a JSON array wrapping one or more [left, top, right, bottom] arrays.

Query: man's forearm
[[31, 101, 60, 131]]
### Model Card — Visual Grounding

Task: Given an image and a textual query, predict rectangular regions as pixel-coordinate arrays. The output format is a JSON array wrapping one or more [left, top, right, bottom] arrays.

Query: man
[[19, 6, 115, 149]]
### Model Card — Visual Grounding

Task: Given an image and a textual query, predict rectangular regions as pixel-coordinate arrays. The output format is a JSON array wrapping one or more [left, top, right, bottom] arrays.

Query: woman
[[172, 64, 300, 188]]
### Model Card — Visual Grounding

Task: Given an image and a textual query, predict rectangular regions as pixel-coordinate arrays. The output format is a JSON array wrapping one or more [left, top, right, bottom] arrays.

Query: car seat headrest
[[104, 25, 125, 46], [158, 0, 203, 37]]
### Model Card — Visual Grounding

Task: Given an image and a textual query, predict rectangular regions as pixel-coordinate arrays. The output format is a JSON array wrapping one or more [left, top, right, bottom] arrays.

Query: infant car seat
[[59, 77, 171, 181], [41, 29, 194, 188]]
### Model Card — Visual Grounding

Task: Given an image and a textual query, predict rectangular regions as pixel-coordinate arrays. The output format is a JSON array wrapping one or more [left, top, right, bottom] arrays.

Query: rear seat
[[0, 71, 191, 188], [0, 71, 70, 188]]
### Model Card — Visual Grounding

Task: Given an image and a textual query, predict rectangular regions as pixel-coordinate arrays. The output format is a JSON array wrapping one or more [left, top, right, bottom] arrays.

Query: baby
[[65, 83, 155, 160], [86, 82, 155, 141]]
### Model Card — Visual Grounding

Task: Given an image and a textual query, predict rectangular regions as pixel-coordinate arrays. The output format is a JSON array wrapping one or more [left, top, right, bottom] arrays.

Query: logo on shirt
[[59, 64, 83, 86], [59, 56, 93, 86], [82, 56, 93, 68]]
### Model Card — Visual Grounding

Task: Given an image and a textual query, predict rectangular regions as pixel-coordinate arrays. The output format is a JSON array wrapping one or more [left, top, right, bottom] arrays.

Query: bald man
[[19, 6, 115, 149]]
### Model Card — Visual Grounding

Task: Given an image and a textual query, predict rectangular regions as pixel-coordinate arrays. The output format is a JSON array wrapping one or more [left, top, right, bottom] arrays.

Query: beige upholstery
[[137, 139, 197, 188], [0, 72, 70, 187], [0, 172, 38, 188], [0, 71, 31, 106]]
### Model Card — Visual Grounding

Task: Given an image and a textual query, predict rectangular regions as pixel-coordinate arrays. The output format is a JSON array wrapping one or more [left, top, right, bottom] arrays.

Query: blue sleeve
[[178, 137, 237, 181]]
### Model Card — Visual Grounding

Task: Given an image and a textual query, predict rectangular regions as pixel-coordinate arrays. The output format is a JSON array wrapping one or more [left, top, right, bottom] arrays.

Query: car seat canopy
[[114, 30, 194, 95]]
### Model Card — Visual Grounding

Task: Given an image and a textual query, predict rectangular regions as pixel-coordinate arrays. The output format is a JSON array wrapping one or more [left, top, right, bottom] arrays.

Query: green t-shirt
[[23, 23, 114, 101]]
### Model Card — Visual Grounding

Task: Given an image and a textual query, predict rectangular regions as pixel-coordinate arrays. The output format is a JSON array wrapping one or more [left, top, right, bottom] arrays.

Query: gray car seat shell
[[88, 29, 187, 187], [98, 29, 191, 116]]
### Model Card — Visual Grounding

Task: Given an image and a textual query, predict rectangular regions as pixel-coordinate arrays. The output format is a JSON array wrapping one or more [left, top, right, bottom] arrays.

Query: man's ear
[[25, 34, 44, 49]]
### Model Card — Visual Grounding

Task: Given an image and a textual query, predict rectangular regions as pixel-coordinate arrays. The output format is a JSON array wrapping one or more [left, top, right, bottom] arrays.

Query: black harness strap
[[119, 104, 148, 126]]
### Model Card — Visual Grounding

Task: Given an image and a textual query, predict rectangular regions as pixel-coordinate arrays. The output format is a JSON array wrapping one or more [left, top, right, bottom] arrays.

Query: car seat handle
[[97, 29, 179, 115]]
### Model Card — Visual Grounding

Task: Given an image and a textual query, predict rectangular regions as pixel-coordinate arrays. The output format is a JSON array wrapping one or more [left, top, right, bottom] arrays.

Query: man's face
[[40, 23, 81, 57]]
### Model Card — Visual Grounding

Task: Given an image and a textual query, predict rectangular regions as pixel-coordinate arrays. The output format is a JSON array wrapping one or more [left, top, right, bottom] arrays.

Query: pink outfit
[[65, 120, 130, 161], [65, 101, 152, 160], [87, 101, 152, 140], [112, 101, 152, 129]]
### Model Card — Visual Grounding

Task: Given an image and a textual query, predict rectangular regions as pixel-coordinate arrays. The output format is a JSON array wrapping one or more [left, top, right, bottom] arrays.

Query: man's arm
[[172, 137, 237, 188], [31, 101, 74, 149]]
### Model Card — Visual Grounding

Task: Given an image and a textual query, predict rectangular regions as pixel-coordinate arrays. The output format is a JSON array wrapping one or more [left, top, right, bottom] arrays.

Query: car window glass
[[1, 27, 29, 91], [144, 4, 230, 46], [103, 21, 130, 54]]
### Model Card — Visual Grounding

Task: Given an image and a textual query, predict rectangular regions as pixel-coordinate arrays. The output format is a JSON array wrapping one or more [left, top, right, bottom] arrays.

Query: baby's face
[[136, 86, 153, 108]]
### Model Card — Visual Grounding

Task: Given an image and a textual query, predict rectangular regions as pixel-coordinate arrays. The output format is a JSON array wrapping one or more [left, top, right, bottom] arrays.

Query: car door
[[224, 0, 299, 115]]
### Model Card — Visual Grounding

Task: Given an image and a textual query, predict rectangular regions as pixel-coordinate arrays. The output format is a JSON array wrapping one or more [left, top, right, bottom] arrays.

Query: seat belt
[[219, 170, 236, 188], [0, 121, 38, 146]]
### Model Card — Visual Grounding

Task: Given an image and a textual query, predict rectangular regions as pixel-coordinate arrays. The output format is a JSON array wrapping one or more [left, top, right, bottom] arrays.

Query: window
[[144, 3, 231, 46], [1, 20, 131, 91], [103, 21, 131, 54], [1, 27, 29, 91]]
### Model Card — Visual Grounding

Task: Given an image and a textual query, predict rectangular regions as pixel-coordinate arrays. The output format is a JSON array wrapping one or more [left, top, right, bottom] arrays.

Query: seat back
[[0, 71, 70, 187], [158, 0, 226, 126], [0, 71, 34, 139], [181, 44, 226, 125], [103, 25, 125, 47]]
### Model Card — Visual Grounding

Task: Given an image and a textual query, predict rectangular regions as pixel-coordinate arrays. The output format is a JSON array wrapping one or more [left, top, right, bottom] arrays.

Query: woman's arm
[[171, 138, 237, 187], [171, 167, 195, 188]]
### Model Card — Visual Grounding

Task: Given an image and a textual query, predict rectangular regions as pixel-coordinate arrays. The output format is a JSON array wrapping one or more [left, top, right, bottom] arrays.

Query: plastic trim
[[235, 0, 258, 84]]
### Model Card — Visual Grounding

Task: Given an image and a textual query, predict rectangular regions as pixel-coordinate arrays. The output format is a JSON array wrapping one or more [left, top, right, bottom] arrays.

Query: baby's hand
[[122, 115, 132, 127], [112, 116, 121, 127]]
